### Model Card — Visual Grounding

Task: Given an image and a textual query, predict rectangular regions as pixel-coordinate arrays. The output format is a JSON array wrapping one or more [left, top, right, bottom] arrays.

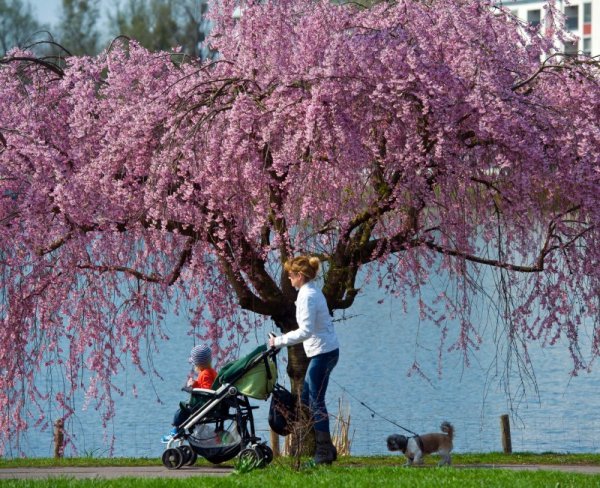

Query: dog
[[387, 421, 454, 466]]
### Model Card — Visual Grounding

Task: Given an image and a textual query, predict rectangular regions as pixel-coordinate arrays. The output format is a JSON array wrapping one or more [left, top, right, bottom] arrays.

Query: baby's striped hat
[[189, 344, 212, 366]]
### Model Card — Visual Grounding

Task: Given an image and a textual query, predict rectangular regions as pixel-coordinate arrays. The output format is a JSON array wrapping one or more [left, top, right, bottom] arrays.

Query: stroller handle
[[267, 332, 280, 355]]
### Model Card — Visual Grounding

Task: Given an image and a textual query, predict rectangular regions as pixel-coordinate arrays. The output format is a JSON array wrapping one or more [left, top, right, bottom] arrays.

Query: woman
[[269, 255, 340, 465]]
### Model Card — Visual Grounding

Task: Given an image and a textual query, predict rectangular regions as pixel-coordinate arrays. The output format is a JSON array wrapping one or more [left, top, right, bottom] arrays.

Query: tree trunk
[[286, 343, 309, 396], [275, 314, 315, 456], [286, 343, 315, 456]]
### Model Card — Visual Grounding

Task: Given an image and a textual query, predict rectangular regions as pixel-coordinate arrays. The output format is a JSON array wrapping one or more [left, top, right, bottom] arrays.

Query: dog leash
[[331, 378, 419, 437]]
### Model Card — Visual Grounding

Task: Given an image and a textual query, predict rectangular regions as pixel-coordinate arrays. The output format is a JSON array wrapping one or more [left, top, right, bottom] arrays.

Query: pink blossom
[[0, 0, 599, 452]]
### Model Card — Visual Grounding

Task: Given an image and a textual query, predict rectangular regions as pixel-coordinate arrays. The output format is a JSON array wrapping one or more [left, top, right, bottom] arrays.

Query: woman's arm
[[273, 290, 315, 347]]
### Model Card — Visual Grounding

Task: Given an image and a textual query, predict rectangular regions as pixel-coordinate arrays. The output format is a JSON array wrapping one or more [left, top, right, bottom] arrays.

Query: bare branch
[[77, 264, 162, 282], [511, 53, 599, 92], [217, 255, 274, 316], [75, 238, 194, 285], [0, 56, 64, 77], [167, 239, 194, 285], [421, 239, 545, 272], [37, 232, 74, 256]]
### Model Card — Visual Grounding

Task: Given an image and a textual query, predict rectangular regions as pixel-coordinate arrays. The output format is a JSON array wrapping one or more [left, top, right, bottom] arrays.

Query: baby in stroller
[[160, 343, 278, 469], [161, 344, 217, 443]]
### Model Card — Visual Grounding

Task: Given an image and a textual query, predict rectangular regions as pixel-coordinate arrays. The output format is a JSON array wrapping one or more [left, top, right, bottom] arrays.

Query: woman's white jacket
[[273, 281, 339, 357]]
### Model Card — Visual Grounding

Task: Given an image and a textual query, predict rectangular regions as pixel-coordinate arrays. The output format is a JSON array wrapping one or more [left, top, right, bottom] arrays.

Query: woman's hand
[[186, 377, 194, 387], [268, 335, 277, 348]]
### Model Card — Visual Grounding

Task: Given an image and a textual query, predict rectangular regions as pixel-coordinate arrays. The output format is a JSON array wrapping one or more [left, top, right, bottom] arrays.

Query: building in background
[[502, 0, 599, 56]]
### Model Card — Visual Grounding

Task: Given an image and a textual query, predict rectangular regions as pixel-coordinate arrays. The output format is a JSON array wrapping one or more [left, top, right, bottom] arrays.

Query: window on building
[[527, 9, 541, 27], [565, 5, 579, 31], [564, 40, 579, 56], [583, 38, 592, 56], [583, 3, 592, 23]]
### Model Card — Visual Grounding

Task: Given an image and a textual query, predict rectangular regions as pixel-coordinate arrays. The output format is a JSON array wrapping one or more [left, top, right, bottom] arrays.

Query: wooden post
[[270, 429, 280, 458], [53, 419, 64, 459], [500, 414, 512, 454]]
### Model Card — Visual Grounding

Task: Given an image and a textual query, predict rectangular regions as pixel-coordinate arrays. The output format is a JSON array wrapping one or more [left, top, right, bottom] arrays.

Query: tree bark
[[274, 313, 315, 456]]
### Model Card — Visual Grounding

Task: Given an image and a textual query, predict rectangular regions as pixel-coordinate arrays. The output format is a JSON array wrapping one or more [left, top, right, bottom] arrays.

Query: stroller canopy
[[212, 344, 277, 400]]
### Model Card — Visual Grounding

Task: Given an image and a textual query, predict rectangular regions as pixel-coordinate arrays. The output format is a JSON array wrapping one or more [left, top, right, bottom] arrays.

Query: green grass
[[456, 452, 600, 466], [0, 464, 600, 488], [337, 452, 600, 467], [1, 453, 599, 488]]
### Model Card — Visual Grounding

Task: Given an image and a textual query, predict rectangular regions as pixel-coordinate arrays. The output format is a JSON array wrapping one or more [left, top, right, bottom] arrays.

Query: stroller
[[161, 344, 279, 469]]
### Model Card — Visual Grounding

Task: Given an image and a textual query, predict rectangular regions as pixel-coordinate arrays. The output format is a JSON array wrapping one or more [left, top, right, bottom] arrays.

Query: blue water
[[9, 276, 600, 458]]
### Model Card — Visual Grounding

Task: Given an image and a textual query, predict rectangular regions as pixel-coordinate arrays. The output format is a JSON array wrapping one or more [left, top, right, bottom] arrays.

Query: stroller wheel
[[180, 445, 197, 466], [260, 444, 274, 465], [162, 447, 184, 470], [239, 446, 262, 469]]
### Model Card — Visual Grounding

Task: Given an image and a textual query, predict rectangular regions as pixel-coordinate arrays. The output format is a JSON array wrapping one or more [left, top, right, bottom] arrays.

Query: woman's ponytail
[[284, 255, 321, 281]]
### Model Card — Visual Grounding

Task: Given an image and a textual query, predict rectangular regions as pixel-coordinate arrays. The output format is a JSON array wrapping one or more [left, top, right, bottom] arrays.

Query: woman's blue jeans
[[301, 348, 339, 433]]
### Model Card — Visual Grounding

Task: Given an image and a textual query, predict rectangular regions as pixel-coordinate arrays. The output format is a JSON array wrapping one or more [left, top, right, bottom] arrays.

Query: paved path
[[0, 465, 233, 480], [1, 464, 599, 479]]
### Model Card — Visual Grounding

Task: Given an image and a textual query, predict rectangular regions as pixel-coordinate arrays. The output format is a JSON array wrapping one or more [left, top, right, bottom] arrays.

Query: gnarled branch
[[76, 238, 195, 286]]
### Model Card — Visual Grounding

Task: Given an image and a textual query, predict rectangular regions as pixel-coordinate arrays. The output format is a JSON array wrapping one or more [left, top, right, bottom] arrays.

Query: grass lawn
[[1, 453, 599, 487], [343, 452, 600, 466], [0, 464, 599, 488]]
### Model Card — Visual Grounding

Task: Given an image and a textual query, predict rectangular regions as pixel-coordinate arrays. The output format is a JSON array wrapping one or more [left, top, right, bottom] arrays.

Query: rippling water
[[11, 274, 599, 458]]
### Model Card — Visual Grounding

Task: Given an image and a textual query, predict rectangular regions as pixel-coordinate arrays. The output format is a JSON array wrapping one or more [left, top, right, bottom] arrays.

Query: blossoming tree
[[0, 0, 598, 449]]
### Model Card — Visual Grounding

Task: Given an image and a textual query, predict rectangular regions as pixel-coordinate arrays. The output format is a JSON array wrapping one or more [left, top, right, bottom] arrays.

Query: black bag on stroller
[[268, 384, 297, 436]]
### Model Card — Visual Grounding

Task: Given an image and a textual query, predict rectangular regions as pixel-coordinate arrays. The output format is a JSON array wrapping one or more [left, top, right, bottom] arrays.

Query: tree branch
[[261, 143, 296, 298], [76, 238, 194, 285], [204, 211, 286, 310], [420, 239, 545, 272], [217, 255, 275, 316], [0, 56, 65, 78], [510, 53, 599, 92], [77, 263, 162, 282]]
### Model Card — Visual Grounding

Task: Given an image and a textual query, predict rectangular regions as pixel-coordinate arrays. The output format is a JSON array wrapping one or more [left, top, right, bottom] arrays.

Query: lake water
[[9, 273, 600, 458]]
